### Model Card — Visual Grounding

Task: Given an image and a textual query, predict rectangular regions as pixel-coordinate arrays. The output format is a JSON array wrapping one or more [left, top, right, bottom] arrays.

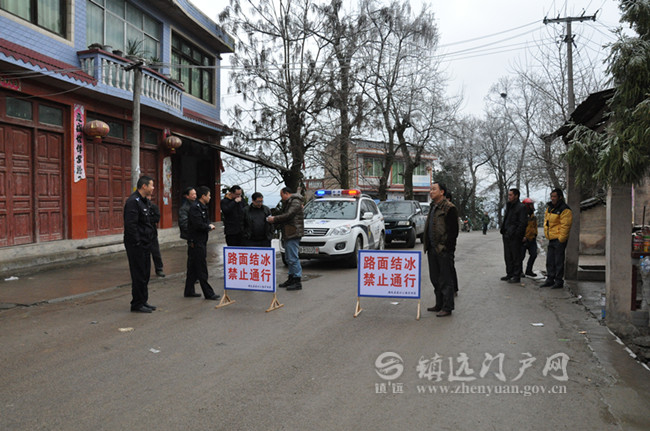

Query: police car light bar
[[315, 189, 361, 197]]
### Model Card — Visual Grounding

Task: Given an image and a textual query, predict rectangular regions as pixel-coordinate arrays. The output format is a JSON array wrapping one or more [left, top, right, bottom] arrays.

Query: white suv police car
[[281, 189, 385, 268]]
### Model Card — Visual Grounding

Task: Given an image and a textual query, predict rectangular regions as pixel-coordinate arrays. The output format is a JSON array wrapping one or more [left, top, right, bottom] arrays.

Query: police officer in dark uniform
[[184, 186, 220, 300], [123, 175, 157, 313]]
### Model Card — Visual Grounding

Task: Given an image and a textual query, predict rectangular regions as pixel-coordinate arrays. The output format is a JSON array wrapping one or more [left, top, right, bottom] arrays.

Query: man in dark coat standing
[[220, 185, 246, 246], [423, 182, 459, 317], [243, 192, 273, 247], [123, 175, 157, 313], [150, 202, 164, 277], [185, 186, 219, 300], [500, 188, 528, 283], [179, 186, 197, 296]]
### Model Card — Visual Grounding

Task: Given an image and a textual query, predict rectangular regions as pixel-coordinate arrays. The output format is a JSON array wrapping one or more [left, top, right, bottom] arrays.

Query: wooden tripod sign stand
[[215, 289, 283, 312], [355, 249, 422, 320], [218, 246, 284, 312]]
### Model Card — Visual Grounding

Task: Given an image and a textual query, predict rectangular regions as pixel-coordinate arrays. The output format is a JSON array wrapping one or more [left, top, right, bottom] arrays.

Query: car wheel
[[281, 252, 288, 267], [347, 236, 362, 268], [406, 229, 416, 248], [378, 232, 385, 250]]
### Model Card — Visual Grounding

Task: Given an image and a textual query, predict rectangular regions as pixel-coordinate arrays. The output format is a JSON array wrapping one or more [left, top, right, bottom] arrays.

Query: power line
[[437, 20, 539, 48]]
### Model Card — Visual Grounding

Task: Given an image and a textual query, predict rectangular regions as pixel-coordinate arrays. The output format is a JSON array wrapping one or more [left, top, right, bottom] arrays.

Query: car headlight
[[397, 220, 411, 226], [330, 225, 352, 236]]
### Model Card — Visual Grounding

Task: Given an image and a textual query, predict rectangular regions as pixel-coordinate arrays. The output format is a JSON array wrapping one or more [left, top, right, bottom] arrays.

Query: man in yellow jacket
[[541, 189, 573, 289]]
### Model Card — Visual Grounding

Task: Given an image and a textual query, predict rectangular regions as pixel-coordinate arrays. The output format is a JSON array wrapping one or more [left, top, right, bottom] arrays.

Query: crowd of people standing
[[123, 176, 573, 317], [122, 178, 306, 313]]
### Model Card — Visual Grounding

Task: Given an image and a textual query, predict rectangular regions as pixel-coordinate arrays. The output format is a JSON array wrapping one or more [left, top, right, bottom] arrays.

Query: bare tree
[[432, 116, 490, 220], [311, 0, 370, 189], [359, 0, 439, 200], [219, 0, 330, 192], [478, 108, 520, 226]]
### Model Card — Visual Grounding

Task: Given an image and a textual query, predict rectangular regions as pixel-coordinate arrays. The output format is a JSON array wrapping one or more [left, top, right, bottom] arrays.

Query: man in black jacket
[[423, 182, 459, 317], [178, 186, 196, 240], [500, 188, 528, 283], [123, 175, 157, 313], [150, 202, 164, 277], [179, 186, 197, 295], [220, 185, 246, 246], [243, 192, 273, 247], [184, 186, 219, 300]]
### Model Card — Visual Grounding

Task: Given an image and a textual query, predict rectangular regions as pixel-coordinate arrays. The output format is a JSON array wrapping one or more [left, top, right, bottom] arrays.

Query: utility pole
[[543, 13, 596, 281], [543, 13, 597, 112], [124, 60, 144, 190]]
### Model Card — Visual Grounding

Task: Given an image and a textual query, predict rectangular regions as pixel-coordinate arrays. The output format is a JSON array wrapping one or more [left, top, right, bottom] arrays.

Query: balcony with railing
[[78, 49, 183, 114]]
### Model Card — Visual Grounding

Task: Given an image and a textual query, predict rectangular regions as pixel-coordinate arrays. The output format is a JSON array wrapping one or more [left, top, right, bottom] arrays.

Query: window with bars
[[171, 32, 214, 103], [1, 0, 66, 36], [86, 0, 161, 59]]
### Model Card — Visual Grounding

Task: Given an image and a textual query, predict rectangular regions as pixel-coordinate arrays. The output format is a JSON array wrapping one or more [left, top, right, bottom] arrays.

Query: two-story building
[[0, 0, 233, 250], [314, 138, 435, 202]]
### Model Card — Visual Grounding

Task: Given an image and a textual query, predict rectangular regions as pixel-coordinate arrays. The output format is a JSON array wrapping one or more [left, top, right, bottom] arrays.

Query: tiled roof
[[0, 38, 96, 85]]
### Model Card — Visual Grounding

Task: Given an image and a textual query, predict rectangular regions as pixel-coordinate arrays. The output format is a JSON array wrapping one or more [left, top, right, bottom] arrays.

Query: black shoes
[[279, 275, 294, 288], [500, 276, 511, 281], [184, 293, 201, 298], [131, 306, 152, 313], [525, 270, 537, 277], [427, 306, 442, 312], [551, 284, 564, 289], [436, 310, 452, 317], [540, 280, 554, 287], [286, 277, 302, 291], [508, 278, 521, 284], [205, 294, 220, 300], [144, 303, 157, 310], [156, 270, 165, 277]]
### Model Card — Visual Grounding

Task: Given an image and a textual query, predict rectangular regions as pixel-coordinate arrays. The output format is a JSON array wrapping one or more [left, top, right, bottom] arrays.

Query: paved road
[[1, 231, 649, 430]]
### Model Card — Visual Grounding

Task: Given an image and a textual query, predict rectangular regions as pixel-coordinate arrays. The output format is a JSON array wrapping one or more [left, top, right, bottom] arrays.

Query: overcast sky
[[189, 0, 625, 201], [191, 0, 623, 116]]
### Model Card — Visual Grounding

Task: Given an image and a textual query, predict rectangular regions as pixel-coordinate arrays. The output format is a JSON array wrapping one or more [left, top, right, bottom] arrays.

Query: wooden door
[[87, 141, 158, 236], [35, 131, 64, 241], [0, 124, 34, 246]]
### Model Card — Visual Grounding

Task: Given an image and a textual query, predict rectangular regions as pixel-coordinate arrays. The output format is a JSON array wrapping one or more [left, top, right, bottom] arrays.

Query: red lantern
[[164, 135, 182, 153], [83, 120, 110, 142]]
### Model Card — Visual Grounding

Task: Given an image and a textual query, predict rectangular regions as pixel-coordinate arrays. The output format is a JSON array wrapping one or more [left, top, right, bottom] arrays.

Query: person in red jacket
[[521, 198, 538, 277]]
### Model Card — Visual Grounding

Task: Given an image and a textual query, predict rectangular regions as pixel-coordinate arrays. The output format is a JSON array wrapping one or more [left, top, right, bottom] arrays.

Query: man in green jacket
[[267, 187, 304, 291], [423, 182, 459, 317]]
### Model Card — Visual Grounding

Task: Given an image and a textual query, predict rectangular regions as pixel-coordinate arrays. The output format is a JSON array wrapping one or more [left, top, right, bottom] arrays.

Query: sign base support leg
[[354, 297, 363, 318], [215, 290, 236, 309], [266, 293, 284, 312], [416, 300, 421, 320]]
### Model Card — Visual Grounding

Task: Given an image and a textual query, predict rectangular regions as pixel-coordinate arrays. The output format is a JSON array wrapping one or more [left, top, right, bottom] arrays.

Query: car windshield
[[378, 201, 412, 216], [304, 200, 358, 220]]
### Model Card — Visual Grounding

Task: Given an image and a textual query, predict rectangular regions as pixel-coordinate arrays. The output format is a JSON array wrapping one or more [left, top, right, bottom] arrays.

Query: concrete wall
[[634, 178, 650, 226], [606, 184, 633, 326], [580, 204, 606, 255]]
